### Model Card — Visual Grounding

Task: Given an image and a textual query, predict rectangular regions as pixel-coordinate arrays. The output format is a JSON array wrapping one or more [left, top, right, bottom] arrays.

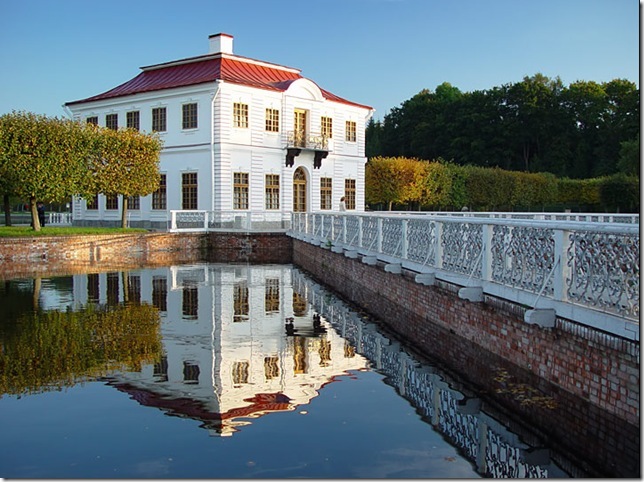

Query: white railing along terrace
[[169, 210, 291, 232], [289, 211, 639, 340]]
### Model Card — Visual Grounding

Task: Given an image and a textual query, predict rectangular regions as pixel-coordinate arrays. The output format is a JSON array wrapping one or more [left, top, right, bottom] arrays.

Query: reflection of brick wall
[[292, 240, 639, 429], [0, 232, 292, 280]]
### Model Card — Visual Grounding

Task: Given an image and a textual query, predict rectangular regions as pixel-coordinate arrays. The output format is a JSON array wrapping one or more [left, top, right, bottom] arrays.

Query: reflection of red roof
[[65, 54, 371, 110], [108, 380, 294, 433]]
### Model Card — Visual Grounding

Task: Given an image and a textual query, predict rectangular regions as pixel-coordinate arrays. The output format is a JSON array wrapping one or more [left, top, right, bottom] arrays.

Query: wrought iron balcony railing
[[286, 131, 331, 151]]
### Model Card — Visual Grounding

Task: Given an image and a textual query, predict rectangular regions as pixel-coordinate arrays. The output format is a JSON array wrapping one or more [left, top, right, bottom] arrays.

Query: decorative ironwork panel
[[441, 222, 483, 277], [332, 216, 344, 243], [320, 215, 333, 240], [406, 219, 436, 266], [492, 225, 555, 296], [306, 214, 316, 235], [175, 211, 205, 229], [381, 218, 403, 257], [360, 217, 379, 251], [567, 232, 640, 318], [345, 216, 360, 248]]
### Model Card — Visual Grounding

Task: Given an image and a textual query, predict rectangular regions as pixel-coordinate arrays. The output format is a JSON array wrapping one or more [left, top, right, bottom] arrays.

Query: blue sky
[[0, 0, 639, 121]]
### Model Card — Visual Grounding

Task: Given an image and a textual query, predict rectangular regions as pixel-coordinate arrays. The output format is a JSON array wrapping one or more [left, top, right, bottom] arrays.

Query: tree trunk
[[30, 196, 41, 231], [3, 194, 11, 227], [121, 196, 128, 229]]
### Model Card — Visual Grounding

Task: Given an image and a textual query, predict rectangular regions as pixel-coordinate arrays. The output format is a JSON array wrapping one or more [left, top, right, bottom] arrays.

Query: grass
[[0, 226, 149, 237]]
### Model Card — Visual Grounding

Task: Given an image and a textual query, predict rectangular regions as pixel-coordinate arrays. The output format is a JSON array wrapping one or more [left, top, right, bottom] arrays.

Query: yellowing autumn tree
[[366, 156, 425, 210]]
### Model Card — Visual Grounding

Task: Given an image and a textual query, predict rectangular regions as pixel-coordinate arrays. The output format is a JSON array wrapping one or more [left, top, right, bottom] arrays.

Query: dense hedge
[[366, 157, 639, 212]]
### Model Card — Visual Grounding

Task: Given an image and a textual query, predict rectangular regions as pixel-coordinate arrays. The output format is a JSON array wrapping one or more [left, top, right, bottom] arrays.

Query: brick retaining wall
[[0, 232, 292, 280], [292, 239, 639, 427]]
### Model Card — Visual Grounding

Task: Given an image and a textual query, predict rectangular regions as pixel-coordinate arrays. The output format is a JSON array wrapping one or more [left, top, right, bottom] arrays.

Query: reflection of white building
[[64, 33, 374, 228], [72, 264, 369, 435]]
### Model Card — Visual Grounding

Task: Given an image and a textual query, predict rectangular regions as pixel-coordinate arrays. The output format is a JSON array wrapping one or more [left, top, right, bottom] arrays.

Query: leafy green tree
[[88, 126, 163, 228], [0, 111, 94, 231], [365, 117, 383, 158], [617, 134, 640, 176]]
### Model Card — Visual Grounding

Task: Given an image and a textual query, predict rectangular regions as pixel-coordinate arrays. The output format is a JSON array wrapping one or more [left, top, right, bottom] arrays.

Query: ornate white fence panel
[[169, 211, 290, 232], [290, 212, 639, 339]]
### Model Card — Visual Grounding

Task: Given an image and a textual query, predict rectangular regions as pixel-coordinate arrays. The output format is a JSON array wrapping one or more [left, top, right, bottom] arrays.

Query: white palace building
[[64, 33, 374, 229]]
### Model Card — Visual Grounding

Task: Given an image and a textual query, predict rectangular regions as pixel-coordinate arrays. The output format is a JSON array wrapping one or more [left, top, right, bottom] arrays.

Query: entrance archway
[[293, 167, 307, 212]]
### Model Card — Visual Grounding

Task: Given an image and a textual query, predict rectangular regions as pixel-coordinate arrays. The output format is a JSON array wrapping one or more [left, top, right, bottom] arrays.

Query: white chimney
[[209, 33, 233, 55]]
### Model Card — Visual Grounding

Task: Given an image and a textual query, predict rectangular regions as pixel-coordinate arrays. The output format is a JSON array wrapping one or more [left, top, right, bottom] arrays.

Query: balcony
[[285, 131, 331, 168]]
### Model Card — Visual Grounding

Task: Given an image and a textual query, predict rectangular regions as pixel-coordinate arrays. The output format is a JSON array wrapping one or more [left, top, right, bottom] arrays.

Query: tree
[[0, 111, 93, 231], [88, 126, 162, 228], [0, 111, 163, 231], [365, 157, 424, 210]]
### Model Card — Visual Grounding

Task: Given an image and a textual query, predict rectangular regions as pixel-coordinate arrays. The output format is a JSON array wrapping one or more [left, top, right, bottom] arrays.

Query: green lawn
[[0, 226, 149, 237]]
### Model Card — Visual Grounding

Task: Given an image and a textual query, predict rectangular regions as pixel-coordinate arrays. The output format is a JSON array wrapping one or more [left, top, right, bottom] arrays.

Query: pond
[[0, 263, 637, 478]]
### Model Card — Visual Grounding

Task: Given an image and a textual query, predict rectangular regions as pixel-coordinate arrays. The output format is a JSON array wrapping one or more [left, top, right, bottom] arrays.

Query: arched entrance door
[[293, 167, 307, 212]]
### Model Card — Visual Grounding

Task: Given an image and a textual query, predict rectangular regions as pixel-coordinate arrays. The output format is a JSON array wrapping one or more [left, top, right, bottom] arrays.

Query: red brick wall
[[0, 232, 291, 280], [292, 239, 639, 426]]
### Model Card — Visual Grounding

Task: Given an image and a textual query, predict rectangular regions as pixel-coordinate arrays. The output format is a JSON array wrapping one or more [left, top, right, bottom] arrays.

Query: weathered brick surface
[[293, 240, 640, 428], [0, 232, 292, 280]]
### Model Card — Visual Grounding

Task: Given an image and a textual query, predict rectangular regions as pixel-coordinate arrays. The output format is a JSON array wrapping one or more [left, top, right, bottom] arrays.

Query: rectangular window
[[320, 177, 332, 210], [182, 172, 198, 210], [233, 281, 249, 322], [265, 174, 280, 210], [182, 103, 198, 129], [152, 276, 167, 312], [182, 286, 198, 320], [232, 361, 249, 384], [345, 179, 356, 210], [183, 361, 200, 384], [345, 120, 356, 142], [265, 278, 280, 313], [107, 272, 119, 306], [106, 113, 118, 130], [234, 172, 249, 210], [127, 195, 140, 210], [265, 108, 279, 132], [321, 116, 333, 139], [87, 273, 99, 303], [105, 194, 118, 210], [127, 274, 141, 304], [264, 356, 279, 380], [152, 107, 167, 132], [154, 356, 168, 382], [86, 116, 98, 125], [233, 102, 249, 128], [126, 111, 140, 131], [86, 195, 98, 210], [152, 174, 167, 210]]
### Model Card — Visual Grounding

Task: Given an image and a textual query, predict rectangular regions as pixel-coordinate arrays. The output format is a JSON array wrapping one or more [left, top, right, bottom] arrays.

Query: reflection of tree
[[0, 303, 162, 397]]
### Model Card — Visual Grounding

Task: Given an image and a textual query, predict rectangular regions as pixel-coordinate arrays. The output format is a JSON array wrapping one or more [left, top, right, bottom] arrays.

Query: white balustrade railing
[[169, 210, 290, 232], [47, 212, 73, 225], [290, 212, 640, 336]]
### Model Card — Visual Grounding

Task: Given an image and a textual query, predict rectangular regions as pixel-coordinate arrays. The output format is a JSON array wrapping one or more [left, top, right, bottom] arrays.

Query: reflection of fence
[[290, 212, 639, 338], [169, 211, 290, 232], [292, 269, 572, 477]]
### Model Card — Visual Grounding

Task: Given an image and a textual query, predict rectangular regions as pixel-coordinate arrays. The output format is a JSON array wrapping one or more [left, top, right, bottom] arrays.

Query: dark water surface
[[0, 263, 637, 478]]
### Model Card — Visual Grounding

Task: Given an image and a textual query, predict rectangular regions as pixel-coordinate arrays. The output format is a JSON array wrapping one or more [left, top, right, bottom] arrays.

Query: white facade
[[64, 33, 374, 229]]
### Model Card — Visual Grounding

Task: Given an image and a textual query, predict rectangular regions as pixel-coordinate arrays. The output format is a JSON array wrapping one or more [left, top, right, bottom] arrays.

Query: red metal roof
[[66, 54, 371, 110]]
